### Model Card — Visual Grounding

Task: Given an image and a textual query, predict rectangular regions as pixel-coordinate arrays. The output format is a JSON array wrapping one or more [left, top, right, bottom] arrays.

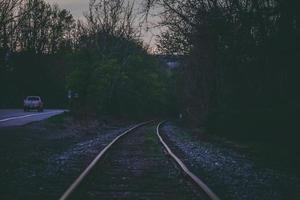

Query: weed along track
[[60, 122, 216, 200]]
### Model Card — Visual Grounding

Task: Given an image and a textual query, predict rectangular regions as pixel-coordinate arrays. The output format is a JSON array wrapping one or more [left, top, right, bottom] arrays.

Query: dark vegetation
[[0, 0, 170, 117], [0, 113, 134, 200], [1, 0, 299, 166], [144, 0, 300, 170], [146, 1, 300, 137], [0, 0, 73, 107]]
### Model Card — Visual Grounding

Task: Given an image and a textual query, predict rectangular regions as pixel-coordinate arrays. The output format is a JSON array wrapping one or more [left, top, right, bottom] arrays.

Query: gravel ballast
[[0, 117, 132, 200], [161, 122, 300, 200]]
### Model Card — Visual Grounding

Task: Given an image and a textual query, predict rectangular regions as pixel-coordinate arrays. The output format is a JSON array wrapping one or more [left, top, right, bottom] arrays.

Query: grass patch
[[204, 107, 300, 174], [45, 112, 71, 129], [175, 119, 300, 175], [241, 140, 300, 175], [47, 113, 67, 124]]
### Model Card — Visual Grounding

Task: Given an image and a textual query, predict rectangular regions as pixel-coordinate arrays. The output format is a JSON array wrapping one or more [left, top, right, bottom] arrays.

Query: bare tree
[[0, 0, 24, 49], [16, 0, 74, 53], [85, 0, 137, 38], [143, 0, 300, 124]]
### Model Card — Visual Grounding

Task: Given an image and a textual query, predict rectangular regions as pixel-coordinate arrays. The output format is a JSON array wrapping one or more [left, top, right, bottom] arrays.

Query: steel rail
[[156, 121, 221, 200], [59, 120, 152, 200]]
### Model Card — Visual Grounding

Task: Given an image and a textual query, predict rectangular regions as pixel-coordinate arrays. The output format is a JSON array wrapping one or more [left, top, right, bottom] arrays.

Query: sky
[[45, 0, 161, 49], [45, 0, 87, 20]]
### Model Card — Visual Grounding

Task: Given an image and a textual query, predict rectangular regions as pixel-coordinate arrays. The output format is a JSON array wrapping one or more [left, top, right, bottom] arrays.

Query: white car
[[23, 96, 44, 112]]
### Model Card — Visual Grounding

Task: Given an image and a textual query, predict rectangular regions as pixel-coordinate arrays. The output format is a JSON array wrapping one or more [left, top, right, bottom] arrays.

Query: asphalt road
[[0, 109, 66, 127]]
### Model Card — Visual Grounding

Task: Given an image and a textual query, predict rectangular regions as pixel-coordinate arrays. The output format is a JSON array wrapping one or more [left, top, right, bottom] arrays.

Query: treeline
[[2, 0, 299, 135], [67, 0, 169, 118], [147, 0, 300, 140], [0, 0, 75, 107], [0, 0, 170, 117], [0, 0, 74, 54]]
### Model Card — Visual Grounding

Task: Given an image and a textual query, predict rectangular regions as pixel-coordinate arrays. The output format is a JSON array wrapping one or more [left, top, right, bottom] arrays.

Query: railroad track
[[59, 121, 220, 200]]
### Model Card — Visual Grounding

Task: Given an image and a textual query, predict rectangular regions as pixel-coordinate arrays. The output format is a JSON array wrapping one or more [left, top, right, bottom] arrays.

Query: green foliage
[[0, 52, 69, 108], [0, 0, 171, 119], [150, 0, 300, 140], [0, 0, 75, 108], [67, 46, 169, 118]]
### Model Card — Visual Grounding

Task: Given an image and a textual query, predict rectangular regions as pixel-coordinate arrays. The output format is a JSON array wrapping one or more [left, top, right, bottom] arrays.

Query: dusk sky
[[45, 0, 161, 48], [45, 0, 87, 19]]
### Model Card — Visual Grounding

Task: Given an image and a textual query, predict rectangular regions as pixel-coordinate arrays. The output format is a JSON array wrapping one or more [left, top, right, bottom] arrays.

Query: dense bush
[[67, 46, 169, 118], [63, 0, 172, 119], [146, 0, 300, 141], [0, 52, 69, 108], [0, 0, 171, 119]]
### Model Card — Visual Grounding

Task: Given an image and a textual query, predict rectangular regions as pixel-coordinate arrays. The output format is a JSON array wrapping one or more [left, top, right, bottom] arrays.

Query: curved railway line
[[59, 121, 220, 200]]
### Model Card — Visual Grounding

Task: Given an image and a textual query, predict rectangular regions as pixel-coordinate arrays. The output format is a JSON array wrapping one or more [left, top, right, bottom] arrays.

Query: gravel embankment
[[161, 122, 300, 200], [0, 118, 131, 200]]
